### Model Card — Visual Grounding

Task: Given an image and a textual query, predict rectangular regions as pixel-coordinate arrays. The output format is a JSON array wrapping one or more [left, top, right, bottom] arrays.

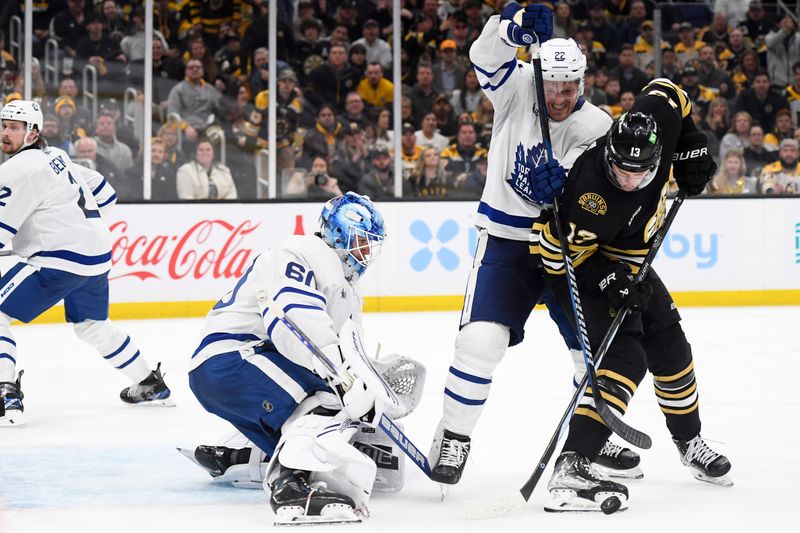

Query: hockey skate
[[592, 439, 644, 479], [120, 362, 175, 406], [270, 468, 363, 526], [545, 451, 629, 513], [673, 435, 733, 487], [0, 370, 25, 427], [429, 427, 471, 497], [177, 445, 269, 488]]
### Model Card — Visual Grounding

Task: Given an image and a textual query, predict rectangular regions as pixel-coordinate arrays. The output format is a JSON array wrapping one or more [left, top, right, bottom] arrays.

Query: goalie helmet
[[538, 38, 586, 95], [0, 99, 43, 153], [604, 112, 662, 191], [319, 192, 386, 283]]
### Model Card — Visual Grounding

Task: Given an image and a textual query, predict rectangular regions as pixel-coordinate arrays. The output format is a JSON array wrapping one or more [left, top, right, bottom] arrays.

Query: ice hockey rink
[[1, 306, 797, 532]]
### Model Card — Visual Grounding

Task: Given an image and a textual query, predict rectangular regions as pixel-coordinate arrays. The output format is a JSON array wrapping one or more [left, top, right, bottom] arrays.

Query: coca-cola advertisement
[[107, 204, 322, 302]]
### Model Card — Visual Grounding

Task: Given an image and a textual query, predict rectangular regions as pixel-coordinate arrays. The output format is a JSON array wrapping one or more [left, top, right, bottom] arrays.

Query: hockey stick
[[518, 192, 685, 503], [531, 45, 651, 450], [465, 192, 685, 519], [263, 293, 433, 478]]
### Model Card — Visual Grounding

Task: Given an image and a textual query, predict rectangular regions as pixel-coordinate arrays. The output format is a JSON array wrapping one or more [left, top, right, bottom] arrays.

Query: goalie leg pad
[[442, 321, 509, 436], [268, 412, 377, 511]]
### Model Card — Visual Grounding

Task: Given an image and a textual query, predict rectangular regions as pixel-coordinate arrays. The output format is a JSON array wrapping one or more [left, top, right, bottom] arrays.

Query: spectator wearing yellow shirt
[[764, 109, 796, 149], [675, 22, 704, 68], [759, 139, 800, 194], [399, 122, 424, 182], [357, 62, 394, 108]]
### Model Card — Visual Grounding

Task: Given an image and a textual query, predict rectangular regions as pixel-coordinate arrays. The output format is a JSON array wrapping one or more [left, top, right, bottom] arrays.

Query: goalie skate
[[0, 371, 25, 427], [673, 435, 733, 487], [120, 362, 175, 407], [177, 446, 268, 488], [545, 452, 629, 513], [270, 468, 363, 526], [592, 440, 644, 479]]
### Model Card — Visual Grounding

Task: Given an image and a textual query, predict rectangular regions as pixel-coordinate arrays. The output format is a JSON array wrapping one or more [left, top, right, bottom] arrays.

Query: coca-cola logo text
[[110, 219, 260, 281]]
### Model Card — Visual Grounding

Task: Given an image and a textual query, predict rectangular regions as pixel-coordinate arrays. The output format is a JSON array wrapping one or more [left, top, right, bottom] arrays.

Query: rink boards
[[5, 197, 799, 322]]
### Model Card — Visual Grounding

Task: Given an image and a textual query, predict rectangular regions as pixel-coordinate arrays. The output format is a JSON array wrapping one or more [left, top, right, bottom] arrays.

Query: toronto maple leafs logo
[[506, 142, 547, 203]]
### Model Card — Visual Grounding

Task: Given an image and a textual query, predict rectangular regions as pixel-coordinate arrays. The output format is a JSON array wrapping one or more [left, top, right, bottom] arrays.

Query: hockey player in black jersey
[[531, 79, 733, 512]]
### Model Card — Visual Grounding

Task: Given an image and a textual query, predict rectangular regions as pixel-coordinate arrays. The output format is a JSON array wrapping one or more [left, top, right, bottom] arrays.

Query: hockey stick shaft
[[530, 48, 651, 450], [266, 296, 433, 478], [520, 191, 686, 501]]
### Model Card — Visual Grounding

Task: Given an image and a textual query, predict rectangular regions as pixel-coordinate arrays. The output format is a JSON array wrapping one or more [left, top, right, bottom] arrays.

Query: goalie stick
[[261, 291, 433, 478], [531, 45, 651, 450]]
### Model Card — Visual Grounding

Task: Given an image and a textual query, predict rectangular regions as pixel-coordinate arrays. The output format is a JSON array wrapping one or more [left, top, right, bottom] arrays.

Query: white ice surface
[[1, 307, 798, 532]]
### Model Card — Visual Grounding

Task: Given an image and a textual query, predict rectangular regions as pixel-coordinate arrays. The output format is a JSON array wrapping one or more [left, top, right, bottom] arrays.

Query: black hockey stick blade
[[593, 388, 652, 449]]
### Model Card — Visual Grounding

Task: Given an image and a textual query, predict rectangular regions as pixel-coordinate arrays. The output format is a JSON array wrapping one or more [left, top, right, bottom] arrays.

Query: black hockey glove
[[597, 262, 652, 313], [672, 132, 717, 197]]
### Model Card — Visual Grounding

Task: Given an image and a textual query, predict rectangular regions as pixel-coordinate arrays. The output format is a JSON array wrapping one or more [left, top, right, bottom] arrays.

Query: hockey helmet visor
[[604, 112, 662, 191]]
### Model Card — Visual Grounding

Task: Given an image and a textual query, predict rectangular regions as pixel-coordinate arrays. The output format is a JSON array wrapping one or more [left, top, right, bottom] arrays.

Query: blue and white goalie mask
[[320, 192, 386, 283]]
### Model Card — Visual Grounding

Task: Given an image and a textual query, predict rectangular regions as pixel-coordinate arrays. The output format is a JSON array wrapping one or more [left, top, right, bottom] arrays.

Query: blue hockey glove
[[500, 3, 554, 47], [531, 159, 567, 204], [506, 158, 566, 205]]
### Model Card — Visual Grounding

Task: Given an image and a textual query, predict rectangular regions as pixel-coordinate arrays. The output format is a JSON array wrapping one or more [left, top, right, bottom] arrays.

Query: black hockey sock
[[563, 416, 612, 461]]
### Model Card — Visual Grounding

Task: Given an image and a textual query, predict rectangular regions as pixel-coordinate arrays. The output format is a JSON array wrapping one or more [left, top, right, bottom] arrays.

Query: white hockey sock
[[73, 319, 151, 383], [442, 321, 509, 436], [0, 313, 17, 382]]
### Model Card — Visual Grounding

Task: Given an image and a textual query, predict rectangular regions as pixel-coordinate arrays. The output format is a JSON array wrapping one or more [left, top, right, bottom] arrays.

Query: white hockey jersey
[[190, 235, 362, 374], [470, 15, 613, 241], [0, 146, 115, 276]]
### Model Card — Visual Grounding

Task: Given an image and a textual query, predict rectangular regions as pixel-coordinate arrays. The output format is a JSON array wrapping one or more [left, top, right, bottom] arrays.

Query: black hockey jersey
[[531, 79, 695, 284]]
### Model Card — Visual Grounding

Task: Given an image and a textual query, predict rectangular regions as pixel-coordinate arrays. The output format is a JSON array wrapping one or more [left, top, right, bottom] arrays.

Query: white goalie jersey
[[470, 15, 612, 241], [0, 146, 115, 276], [190, 234, 362, 372]]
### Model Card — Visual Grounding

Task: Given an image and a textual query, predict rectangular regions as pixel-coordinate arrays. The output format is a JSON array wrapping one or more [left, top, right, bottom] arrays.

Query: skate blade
[[123, 397, 176, 407], [593, 462, 644, 480], [544, 489, 629, 513], [0, 411, 26, 427], [439, 483, 451, 501], [274, 504, 363, 526], [691, 469, 734, 488]]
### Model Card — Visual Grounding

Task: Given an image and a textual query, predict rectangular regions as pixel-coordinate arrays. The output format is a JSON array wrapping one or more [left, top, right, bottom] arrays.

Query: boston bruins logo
[[578, 192, 607, 215]]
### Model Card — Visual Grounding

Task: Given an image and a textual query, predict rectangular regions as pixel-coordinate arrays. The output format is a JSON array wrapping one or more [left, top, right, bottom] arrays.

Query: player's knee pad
[[453, 321, 510, 377]]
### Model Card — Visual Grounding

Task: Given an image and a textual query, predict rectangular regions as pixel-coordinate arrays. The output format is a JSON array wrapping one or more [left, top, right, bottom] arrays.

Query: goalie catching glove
[[672, 132, 716, 197]]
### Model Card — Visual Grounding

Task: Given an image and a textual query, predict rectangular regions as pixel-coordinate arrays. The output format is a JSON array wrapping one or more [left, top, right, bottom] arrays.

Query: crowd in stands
[[0, 0, 799, 200]]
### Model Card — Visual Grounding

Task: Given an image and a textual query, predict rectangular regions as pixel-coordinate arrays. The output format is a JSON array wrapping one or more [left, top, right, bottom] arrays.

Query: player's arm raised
[[470, 3, 553, 116]]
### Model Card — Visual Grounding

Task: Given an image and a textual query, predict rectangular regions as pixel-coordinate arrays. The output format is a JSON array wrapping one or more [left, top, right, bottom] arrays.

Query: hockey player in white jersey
[[428, 3, 641, 486], [188, 193, 426, 525], [0, 100, 173, 427]]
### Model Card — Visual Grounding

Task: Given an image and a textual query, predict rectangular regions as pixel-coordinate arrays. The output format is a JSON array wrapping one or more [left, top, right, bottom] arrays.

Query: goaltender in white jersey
[[188, 193, 427, 525], [428, 3, 644, 490], [0, 100, 173, 428]]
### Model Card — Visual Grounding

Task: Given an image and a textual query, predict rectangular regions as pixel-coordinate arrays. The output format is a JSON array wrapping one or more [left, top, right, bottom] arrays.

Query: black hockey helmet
[[604, 112, 662, 190]]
